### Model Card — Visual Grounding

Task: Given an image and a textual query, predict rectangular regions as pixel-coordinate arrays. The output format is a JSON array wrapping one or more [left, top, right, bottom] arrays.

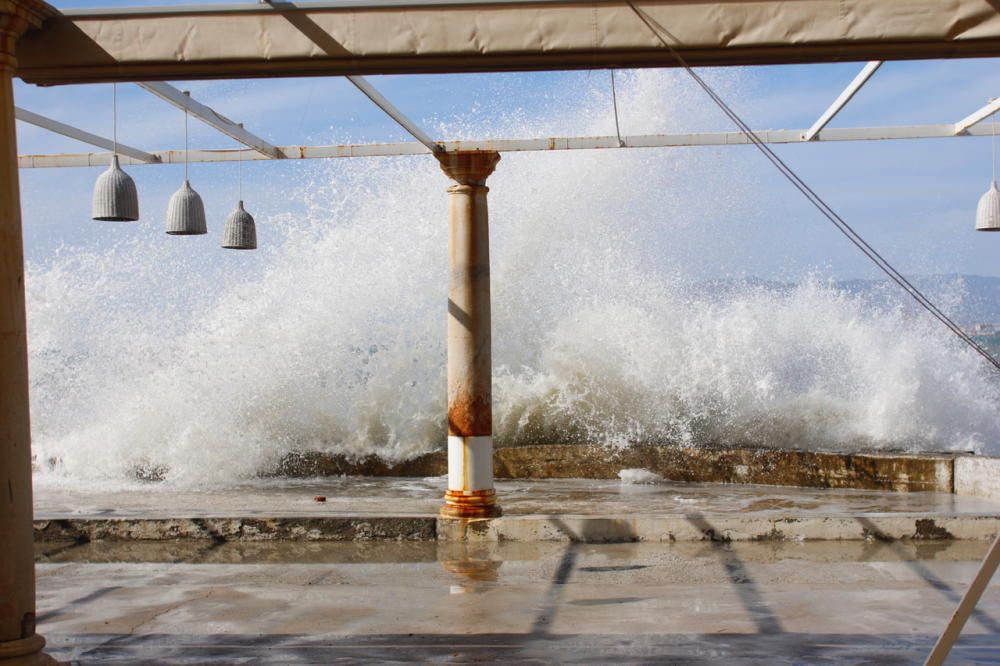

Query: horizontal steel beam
[[14, 107, 160, 163], [16, 0, 1000, 85], [803, 61, 881, 142], [346, 76, 441, 153], [954, 98, 1000, 135], [137, 82, 284, 159], [16, 123, 998, 169], [258, 0, 439, 152]]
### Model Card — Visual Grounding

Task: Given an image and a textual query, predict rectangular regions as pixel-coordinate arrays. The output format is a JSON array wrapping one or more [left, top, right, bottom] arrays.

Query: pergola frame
[[14, 105, 160, 163], [137, 82, 286, 159], [2, 1, 1000, 665], [802, 61, 882, 141], [16, 120, 1000, 168], [14, 60, 1000, 168]]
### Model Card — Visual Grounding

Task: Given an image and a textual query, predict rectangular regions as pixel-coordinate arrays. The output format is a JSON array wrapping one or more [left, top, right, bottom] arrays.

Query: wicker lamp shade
[[92, 155, 139, 222], [221, 200, 257, 250], [976, 182, 1000, 231], [165, 180, 207, 235]]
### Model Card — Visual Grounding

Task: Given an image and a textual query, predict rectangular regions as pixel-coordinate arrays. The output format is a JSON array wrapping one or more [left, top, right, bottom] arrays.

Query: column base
[[440, 489, 502, 519], [0, 635, 60, 666]]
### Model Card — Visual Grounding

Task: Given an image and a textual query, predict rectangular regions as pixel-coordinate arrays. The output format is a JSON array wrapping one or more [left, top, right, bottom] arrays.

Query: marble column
[[0, 2, 57, 664], [437, 152, 502, 519]]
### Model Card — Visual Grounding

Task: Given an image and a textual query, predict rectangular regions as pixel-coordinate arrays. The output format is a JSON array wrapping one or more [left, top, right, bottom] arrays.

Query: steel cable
[[626, 1, 1000, 373], [611, 69, 625, 147]]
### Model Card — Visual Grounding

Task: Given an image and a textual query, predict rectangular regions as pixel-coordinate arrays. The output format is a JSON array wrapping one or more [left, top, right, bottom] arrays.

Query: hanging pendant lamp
[[978, 183, 1000, 232], [166, 91, 207, 235], [92, 84, 139, 222], [222, 130, 257, 250], [976, 100, 1000, 231], [222, 201, 257, 250]]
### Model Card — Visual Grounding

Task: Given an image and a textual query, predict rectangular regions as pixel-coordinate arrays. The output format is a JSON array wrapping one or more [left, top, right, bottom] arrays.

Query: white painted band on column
[[447, 435, 494, 492]]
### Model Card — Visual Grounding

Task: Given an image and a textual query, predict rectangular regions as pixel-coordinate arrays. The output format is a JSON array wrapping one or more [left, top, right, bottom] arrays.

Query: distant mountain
[[691, 274, 1000, 325], [836, 274, 1000, 324]]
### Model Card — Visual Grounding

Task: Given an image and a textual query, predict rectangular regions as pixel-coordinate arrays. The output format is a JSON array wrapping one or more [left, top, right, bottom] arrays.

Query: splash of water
[[26, 70, 1000, 486]]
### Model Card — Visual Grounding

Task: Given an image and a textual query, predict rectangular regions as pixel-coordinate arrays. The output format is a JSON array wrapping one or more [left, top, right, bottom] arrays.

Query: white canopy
[[16, 0, 1000, 85]]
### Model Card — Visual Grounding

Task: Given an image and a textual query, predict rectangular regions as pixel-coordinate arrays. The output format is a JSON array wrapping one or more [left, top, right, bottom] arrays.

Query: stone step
[[34, 512, 1000, 543]]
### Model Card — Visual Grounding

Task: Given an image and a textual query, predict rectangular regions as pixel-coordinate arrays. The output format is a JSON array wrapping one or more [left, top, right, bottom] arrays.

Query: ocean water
[[25, 70, 1000, 486], [975, 335, 1000, 355]]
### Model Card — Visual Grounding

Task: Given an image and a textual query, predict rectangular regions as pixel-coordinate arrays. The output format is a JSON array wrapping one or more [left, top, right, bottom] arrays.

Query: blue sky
[[13, 0, 1000, 281]]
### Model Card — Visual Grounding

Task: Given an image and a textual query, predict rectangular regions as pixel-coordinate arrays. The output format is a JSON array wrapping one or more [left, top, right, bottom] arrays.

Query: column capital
[[437, 151, 501, 187], [0, 0, 54, 72]]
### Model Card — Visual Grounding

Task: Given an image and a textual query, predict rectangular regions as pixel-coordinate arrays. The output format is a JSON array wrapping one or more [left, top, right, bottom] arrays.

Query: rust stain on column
[[442, 151, 499, 440], [442, 489, 500, 519], [447, 395, 492, 437]]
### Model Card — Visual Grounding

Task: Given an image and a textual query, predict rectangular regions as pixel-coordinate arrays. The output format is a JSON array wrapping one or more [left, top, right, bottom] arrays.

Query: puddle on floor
[[35, 538, 991, 566]]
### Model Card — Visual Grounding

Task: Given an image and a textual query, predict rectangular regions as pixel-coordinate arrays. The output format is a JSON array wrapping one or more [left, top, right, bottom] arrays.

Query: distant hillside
[[835, 274, 1000, 324], [692, 274, 1000, 325]]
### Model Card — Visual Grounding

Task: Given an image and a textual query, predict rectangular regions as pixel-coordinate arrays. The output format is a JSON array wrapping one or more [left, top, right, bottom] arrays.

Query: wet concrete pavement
[[32, 478, 1000, 661], [33, 477, 1000, 543], [35, 540, 1000, 664], [34, 476, 1000, 519]]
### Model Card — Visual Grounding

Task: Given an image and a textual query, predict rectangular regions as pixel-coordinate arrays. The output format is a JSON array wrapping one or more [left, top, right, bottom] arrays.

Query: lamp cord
[[625, 0, 1000, 373], [112, 83, 118, 157], [992, 103, 996, 186], [238, 126, 243, 202], [611, 69, 624, 147], [183, 91, 190, 182]]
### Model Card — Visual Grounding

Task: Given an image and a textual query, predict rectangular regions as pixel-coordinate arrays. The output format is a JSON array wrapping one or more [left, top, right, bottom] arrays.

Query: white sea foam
[[25, 70, 1000, 486], [618, 469, 664, 485]]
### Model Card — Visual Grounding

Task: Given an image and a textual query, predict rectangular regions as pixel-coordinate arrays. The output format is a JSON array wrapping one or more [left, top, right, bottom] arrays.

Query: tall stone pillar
[[0, 2, 57, 665], [437, 151, 502, 519]]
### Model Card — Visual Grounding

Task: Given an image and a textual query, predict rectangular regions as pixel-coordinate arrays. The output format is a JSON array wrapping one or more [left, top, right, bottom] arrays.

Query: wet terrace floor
[[36, 539, 1000, 664], [31, 477, 1000, 662], [33, 476, 1000, 519]]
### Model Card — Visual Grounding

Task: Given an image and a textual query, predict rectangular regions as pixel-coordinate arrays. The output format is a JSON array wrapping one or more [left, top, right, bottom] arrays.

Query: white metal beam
[[14, 107, 160, 164], [137, 82, 285, 159], [925, 533, 1000, 665], [346, 76, 441, 153], [954, 97, 1000, 135], [258, 0, 441, 153], [803, 61, 881, 141], [16, 122, 999, 169]]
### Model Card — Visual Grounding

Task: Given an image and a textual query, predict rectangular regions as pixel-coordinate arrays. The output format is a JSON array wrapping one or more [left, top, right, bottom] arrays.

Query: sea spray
[[25, 69, 1000, 485], [619, 469, 664, 485]]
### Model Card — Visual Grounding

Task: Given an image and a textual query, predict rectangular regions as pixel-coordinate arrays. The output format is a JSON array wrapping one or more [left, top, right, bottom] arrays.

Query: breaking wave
[[25, 70, 1000, 485]]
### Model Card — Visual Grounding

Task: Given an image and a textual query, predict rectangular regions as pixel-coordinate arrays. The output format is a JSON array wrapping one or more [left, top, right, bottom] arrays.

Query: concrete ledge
[[438, 514, 1000, 543], [34, 513, 1000, 543], [955, 455, 1000, 499], [34, 516, 436, 543], [278, 444, 956, 493]]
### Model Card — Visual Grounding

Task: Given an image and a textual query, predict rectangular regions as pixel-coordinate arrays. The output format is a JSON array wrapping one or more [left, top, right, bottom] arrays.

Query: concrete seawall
[[34, 472, 1000, 543], [278, 444, 1000, 497], [33, 448, 1000, 544]]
